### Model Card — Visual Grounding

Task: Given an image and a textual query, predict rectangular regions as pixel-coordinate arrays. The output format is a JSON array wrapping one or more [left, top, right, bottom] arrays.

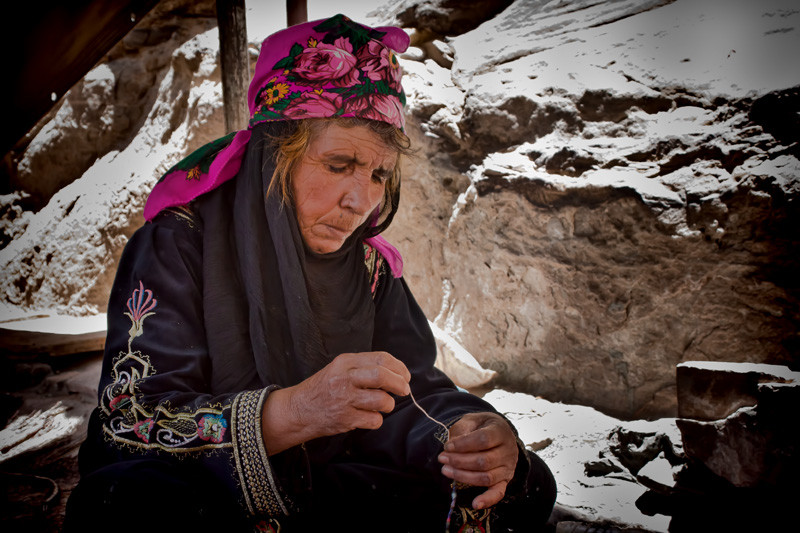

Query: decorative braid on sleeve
[[231, 387, 289, 517]]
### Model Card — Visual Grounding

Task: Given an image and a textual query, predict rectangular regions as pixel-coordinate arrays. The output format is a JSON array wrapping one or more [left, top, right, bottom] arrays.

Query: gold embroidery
[[101, 350, 232, 452], [164, 205, 197, 229], [454, 507, 492, 532], [102, 280, 232, 453]]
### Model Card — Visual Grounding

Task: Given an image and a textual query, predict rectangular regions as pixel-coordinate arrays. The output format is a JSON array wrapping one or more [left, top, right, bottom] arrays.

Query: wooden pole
[[286, 0, 308, 27], [216, 0, 250, 132]]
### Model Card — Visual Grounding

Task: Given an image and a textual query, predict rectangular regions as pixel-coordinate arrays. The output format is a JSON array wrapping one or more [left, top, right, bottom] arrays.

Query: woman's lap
[[62, 458, 250, 532], [64, 450, 555, 533]]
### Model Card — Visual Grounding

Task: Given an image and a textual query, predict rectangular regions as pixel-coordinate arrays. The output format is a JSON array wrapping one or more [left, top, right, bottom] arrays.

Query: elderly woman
[[65, 15, 555, 533]]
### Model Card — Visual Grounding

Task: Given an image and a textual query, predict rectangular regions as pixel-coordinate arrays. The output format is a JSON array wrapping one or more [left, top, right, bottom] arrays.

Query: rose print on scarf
[[357, 40, 402, 91], [124, 280, 157, 353], [198, 414, 228, 443], [282, 91, 344, 118], [249, 14, 406, 130], [344, 94, 404, 127], [293, 36, 359, 87]]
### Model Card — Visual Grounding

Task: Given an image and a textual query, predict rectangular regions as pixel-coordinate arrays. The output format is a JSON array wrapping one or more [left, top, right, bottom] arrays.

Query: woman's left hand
[[437, 412, 519, 510]]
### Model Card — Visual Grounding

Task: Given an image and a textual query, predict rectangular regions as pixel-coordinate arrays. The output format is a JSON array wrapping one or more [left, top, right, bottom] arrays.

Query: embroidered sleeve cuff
[[232, 386, 294, 517]]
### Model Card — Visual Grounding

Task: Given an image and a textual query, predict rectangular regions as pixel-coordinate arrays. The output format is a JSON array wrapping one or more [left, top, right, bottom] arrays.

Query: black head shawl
[[195, 121, 376, 392]]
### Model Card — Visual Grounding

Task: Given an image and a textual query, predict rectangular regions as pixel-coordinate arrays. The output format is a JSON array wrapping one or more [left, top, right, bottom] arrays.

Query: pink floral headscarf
[[143, 14, 410, 276], [248, 14, 408, 130]]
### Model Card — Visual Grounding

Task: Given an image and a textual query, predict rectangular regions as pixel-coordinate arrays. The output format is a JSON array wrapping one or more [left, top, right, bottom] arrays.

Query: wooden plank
[[216, 0, 250, 133], [287, 0, 308, 27], [0, 315, 106, 356]]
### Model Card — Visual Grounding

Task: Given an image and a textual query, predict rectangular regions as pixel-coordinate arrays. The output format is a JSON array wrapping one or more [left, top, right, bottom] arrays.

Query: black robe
[[72, 203, 534, 532], [67, 123, 550, 533]]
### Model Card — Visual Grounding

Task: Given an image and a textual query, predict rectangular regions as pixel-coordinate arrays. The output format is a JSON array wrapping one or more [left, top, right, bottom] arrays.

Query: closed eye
[[327, 165, 348, 174]]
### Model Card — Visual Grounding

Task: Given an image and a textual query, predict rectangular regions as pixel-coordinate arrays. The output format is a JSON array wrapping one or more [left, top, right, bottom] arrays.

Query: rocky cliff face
[[383, 0, 800, 418], [2, 0, 798, 419]]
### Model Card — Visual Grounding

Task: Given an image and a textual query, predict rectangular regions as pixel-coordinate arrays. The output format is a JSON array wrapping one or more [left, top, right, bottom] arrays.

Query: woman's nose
[[340, 178, 374, 215]]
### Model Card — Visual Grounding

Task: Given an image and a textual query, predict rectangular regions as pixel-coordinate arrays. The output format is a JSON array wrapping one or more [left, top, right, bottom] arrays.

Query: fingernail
[[474, 502, 483, 510], [438, 454, 448, 464], [444, 443, 454, 452], [441, 465, 453, 477]]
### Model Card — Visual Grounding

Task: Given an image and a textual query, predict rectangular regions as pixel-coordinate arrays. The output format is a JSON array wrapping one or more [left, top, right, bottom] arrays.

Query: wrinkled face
[[291, 124, 397, 254]]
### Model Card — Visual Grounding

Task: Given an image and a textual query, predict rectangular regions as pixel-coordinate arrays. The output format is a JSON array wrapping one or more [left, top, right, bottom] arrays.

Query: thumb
[[448, 414, 482, 439]]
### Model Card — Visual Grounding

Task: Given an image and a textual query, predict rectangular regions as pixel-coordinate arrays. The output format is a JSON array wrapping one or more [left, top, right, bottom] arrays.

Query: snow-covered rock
[[430, 319, 497, 388], [1, 1, 221, 315], [485, 389, 682, 531]]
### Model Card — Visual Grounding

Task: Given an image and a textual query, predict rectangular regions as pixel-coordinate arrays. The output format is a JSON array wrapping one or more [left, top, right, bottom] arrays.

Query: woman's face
[[291, 123, 397, 254]]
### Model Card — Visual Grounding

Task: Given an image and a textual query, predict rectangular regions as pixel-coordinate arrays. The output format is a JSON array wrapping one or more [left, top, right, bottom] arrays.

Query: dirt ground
[[0, 351, 101, 532]]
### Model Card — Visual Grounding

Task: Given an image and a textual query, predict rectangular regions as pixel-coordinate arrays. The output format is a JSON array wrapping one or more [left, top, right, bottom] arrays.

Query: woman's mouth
[[322, 224, 352, 239]]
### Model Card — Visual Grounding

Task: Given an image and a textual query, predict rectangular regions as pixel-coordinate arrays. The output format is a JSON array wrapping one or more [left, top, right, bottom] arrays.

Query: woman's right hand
[[261, 351, 411, 454]]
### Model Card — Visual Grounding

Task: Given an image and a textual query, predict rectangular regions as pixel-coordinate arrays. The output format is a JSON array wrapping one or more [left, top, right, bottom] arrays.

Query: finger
[[438, 448, 507, 472], [445, 425, 506, 454], [447, 417, 482, 439], [370, 351, 412, 386], [351, 388, 396, 413], [472, 481, 509, 510], [447, 412, 515, 443], [351, 409, 384, 431], [440, 464, 512, 488], [350, 365, 410, 397], [342, 351, 408, 376]]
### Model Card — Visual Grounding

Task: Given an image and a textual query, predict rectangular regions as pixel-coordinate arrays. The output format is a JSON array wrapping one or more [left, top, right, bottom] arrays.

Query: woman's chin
[[303, 225, 355, 254], [306, 236, 347, 255]]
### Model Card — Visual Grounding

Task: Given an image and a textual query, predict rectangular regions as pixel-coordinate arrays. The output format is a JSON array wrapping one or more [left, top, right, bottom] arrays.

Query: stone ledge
[[676, 361, 799, 421]]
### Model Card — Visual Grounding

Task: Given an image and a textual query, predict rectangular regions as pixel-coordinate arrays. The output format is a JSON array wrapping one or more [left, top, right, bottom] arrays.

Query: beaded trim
[[232, 387, 289, 517]]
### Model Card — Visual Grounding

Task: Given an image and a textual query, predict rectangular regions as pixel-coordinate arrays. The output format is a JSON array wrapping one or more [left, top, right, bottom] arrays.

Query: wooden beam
[[287, 0, 308, 27], [216, 0, 250, 133], [0, 314, 107, 357], [2, 0, 160, 157]]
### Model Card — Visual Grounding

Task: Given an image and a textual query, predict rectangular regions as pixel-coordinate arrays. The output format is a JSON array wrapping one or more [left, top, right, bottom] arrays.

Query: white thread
[[409, 389, 458, 532], [409, 389, 449, 439]]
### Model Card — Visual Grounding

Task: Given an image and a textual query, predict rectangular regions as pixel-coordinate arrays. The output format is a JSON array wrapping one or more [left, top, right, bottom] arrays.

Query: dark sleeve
[[81, 208, 302, 519], [371, 266, 532, 498], [372, 269, 496, 421]]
